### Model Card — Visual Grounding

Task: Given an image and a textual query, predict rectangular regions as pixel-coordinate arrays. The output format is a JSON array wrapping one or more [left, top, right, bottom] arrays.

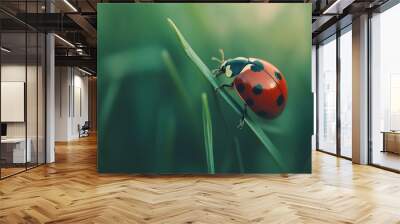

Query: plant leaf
[[167, 18, 286, 171], [234, 137, 244, 173], [201, 93, 215, 174]]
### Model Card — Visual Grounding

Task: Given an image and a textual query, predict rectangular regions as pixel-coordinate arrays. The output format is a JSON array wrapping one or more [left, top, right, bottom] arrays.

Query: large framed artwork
[[98, 3, 312, 173]]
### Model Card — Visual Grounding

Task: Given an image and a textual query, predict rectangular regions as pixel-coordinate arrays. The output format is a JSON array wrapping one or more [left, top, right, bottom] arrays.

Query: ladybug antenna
[[211, 49, 225, 65], [211, 56, 222, 64], [219, 49, 225, 62]]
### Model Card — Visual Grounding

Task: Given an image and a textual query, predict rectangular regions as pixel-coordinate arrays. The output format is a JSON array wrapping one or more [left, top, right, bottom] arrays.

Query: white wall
[[1, 64, 25, 81], [312, 45, 316, 150], [1, 64, 40, 137], [55, 66, 89, 141], [1, 65, 27, 140], [72, 73, 89, 138], [55, 66, 70, 141]]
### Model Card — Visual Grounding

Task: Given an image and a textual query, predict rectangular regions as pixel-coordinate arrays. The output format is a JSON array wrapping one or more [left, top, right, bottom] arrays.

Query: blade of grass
[[234, 137, 244, 173], [167, 18, 286, 171], [202, 93, 215, 174], [213, 89, 242, 172]]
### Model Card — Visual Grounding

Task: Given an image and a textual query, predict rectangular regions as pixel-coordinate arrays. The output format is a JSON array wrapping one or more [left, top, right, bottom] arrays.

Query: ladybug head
[[212, 49, 232, 78], [218, 61, 234, 78]]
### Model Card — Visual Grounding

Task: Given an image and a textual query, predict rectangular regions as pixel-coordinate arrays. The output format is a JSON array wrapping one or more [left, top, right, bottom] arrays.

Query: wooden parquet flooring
[[1, 135, 400, 223]]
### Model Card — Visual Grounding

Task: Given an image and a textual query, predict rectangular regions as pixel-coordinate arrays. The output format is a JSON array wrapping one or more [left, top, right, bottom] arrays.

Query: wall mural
[[98, 3, 312, 173]]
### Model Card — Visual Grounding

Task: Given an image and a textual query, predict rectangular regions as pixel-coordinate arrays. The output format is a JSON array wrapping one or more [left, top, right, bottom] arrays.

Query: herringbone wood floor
[[1, 135, 400, 224]]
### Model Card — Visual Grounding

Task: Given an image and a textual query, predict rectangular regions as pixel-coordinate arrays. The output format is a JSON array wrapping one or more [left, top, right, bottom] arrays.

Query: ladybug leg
[[211, 49, 225, 76], [215, 83, 234, 93], [237, 104, 247, 129], [212, 68, 223, 76]]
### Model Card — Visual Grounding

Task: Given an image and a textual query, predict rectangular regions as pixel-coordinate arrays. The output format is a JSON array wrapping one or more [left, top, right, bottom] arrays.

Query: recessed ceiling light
[[63, 0, 78, 12], [323, 0, 343, 15], [78, 67, 93, 76], [54, 34, 75, 48], [1, 47, 11, 53]]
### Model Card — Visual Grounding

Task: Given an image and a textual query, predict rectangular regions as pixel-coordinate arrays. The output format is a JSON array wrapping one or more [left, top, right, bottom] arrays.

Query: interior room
[[0, 9, 46, 178], [0, 0, 400, 223]]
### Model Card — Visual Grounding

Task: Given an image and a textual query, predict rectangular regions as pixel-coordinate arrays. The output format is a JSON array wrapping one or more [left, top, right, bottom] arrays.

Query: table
[[1, 138, 31, 163], [381, 131, 400, 154]]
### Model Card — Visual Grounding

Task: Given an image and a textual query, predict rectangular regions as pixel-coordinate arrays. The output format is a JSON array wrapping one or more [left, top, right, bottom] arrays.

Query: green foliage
[[167, 18, 286, 171], [201, 93, 215, 174], [155, 105, 176, 171], [161, 50, 194, 111], [234, 137, 244, 173]]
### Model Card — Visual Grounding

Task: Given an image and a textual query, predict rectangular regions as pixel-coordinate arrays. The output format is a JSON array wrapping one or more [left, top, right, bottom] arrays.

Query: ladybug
[[212, 50, 288, 128]]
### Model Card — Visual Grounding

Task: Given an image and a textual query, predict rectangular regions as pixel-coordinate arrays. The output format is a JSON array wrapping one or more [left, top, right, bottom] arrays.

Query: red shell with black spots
[[233, 59, 288, 119]]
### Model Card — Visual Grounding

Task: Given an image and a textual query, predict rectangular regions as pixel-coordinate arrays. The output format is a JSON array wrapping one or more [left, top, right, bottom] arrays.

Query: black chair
[[79, 121, 90, 138]]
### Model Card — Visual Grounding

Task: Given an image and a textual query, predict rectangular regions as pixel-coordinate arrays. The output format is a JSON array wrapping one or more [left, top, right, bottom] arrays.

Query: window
[[339, 28, 352, 158], [317, 26, 353, 159], [370, 3, 400, 171], [318, 36, 337, 154]]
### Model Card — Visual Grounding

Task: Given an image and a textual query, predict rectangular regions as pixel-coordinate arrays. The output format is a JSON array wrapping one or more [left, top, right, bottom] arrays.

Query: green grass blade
[[201, 93, 215, 174], [167, 18, 286, 171], [234, 137, 244, 173]]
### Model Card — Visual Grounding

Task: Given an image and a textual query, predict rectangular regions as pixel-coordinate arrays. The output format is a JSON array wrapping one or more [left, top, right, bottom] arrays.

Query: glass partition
[[371, 3, 400, 171], [0, 1, 46, 179], [1, 30, 28, 177], [316, 26, 354, 160], [317, 35, 337, 154], [339, 27, 352, 158]]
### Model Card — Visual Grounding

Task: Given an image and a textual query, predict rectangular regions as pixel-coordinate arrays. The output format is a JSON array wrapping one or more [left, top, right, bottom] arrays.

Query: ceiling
[[0, 0, 393, 74]]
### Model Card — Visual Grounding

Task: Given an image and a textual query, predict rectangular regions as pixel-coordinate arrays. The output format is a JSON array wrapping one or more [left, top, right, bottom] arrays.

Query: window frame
[[315, 24, 353, 160]]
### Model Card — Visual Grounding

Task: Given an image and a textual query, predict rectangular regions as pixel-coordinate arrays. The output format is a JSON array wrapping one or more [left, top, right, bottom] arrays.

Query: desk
[[382, 131, 400, 154], [1, 138, 31, 163]]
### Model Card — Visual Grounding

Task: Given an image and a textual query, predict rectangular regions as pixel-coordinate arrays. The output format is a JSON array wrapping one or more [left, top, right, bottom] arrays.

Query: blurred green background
[[98, 3, 312, 173]]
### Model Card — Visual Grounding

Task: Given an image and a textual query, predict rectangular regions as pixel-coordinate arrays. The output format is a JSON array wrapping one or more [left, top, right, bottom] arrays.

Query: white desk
[[1, 138, 31, 163]]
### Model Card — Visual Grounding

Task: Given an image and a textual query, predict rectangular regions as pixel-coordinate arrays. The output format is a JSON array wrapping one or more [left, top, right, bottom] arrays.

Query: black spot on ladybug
[[277, 94, 284, 106], [252, 84, 263, 95], [257, 111, 267, 117], [236, 83, 245, 93], [250, 60, 264, 72], [245, 98, 254, 107], [275, 71, 282, 80]]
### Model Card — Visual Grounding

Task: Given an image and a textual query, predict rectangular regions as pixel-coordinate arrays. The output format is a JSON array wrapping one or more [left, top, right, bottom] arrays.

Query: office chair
[[79, 121, 90, 138]]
